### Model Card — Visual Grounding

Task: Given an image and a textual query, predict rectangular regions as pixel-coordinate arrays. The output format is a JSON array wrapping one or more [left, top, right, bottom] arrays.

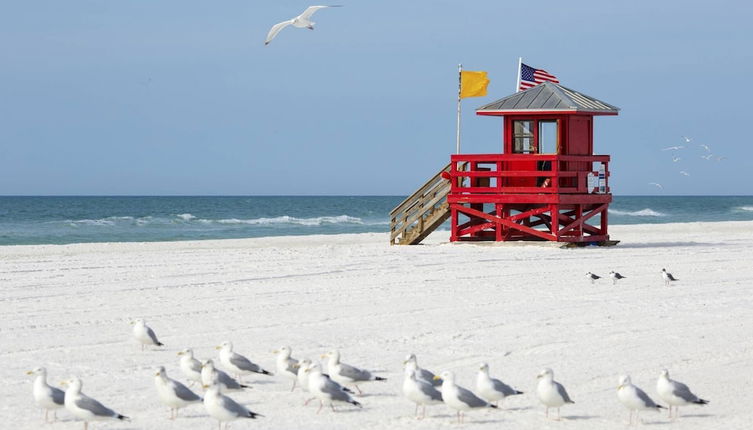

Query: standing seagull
[[586, 272, 601, 284], [201, 360, 251, 392], [27, 367, 65, 422], [217, 341, 272, 382], [536, 368, 574, 420], [203, 383, 262, 430], [131, 318, 163, 351], [404, 353, 441, 386], [177, 348, 203, 386], [273, 346, 299, 391], [656, 369, 708, 419], [305, 365, 362, 413], [661, 268, 679, 287], [616, 375, 665, 425], [323, 350, 386, 395], [434, 371, 497, 423], [62, 377, 129, 430], [265, 5, 342, 45], [609, 271, 626, 285], [476, 363, 524, 407], [154, 366, 203, 420], [403, 369, 443, 419], [296, 359, 315, 403]]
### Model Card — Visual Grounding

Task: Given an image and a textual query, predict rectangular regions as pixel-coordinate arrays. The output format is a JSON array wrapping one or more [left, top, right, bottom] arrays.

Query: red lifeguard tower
[[390, 81, 619, 245]]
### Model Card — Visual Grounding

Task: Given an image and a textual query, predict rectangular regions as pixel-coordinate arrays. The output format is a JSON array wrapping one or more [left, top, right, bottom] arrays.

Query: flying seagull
[[672, 156, 681, 162], [681, 136, 692, 143], [698, 144, 711, 152], [662, 146, 684, 151], [649, 182, 663, 189], [265, 5, 342, 45], [701, 154, 713, 160], [679, 171, 690, 176]]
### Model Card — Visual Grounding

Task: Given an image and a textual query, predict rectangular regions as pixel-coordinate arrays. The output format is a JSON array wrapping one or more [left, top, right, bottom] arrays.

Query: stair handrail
[[390, 162, 463, 245]]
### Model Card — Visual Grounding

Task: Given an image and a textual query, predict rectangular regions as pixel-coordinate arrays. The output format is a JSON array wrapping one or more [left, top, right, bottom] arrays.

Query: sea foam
[[210, 215, 364, 226], [609, 208, 667, 217]]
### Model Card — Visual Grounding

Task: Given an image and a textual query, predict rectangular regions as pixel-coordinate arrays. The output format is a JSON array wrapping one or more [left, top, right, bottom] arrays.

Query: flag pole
[[515, 57, 522, 92], [456, 63, 462, 154]]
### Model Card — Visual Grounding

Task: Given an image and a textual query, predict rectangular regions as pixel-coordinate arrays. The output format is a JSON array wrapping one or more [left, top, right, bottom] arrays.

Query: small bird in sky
[[698, 144, 711, 152], [672, 157, 681, 162], [265, 5, 342, 45], [700, 154, 713, 160], [715, 156, 727, 161], [649, 182, 663, 189], [681, 136, 692, 143], [662, 146, 684, 151], [679, 171, 690, 176]]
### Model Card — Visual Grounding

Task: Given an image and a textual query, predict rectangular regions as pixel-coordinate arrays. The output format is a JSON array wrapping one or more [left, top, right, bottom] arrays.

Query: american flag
[[519, 63, 559, 91]]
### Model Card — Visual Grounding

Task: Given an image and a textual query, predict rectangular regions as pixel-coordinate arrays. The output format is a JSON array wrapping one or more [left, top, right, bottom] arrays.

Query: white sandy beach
[[2, 221, 752, 429]]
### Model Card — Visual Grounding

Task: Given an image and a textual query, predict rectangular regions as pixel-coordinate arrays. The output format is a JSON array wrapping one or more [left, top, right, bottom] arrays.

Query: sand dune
[[2, 221, 752, 429]]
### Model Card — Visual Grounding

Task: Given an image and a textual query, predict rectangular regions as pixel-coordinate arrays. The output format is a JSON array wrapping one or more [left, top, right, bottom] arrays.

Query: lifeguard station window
[[538, 120, 558, 154], [513, 120, 535, 153]]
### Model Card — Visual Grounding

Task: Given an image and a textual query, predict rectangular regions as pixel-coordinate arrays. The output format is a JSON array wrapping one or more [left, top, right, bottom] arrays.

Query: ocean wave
[[207, 215, 365, 226], [67, 218, 117, 227], [60, 214, 374, 228], [610, 208, 667, 217], [65, 216, 153, 227], [734, 206, 753, 212]]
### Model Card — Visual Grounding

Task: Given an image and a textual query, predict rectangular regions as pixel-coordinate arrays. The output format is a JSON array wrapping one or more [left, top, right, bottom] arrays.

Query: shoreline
[[1, 219, 752, 252]]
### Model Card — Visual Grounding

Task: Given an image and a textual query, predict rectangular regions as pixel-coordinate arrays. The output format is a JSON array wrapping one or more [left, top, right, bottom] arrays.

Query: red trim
[[477, 110, 618, 116]]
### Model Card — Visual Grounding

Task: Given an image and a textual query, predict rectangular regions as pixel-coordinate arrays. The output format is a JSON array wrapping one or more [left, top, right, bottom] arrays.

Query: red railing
[[448, 154, 610, 195]]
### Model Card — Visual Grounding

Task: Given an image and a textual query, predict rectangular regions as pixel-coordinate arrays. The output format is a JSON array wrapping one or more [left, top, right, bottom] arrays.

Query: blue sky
[[1, 0, 751, 196]]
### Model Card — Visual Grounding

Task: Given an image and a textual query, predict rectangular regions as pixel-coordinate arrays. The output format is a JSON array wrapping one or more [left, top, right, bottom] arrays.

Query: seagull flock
[[649, 135, 726, 190], [586, 268, 677, 287], [28, 286, 709, 429]]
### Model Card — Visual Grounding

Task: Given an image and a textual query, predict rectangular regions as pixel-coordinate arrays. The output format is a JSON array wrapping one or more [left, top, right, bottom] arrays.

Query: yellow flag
[[460, 71, 490, 99]]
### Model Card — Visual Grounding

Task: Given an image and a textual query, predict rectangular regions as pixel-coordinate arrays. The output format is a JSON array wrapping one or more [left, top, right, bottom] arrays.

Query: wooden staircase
[[390, 162, 456, 245]]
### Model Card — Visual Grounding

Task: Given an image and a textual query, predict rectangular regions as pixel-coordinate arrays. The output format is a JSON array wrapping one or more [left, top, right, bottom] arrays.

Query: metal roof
[[476, 81, 619, 115]]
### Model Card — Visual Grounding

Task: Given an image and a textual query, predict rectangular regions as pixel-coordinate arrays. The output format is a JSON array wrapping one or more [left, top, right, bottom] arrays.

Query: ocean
[[1, 196, 752, 246]]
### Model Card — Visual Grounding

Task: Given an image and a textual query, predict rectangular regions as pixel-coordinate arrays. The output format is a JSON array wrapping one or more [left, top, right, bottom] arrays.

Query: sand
[[2, 221, 752, 429]]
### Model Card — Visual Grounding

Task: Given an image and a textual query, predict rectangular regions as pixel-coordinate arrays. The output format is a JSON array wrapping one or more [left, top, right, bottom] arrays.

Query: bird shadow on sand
[[617, 241, 719, 249], [500, 406, 533, 412], [562, 415, 599, 421], [357, 392, 398, 398], [328, 407, 368, 414], [677, 413, 715, 418], [465, 418, 504, 424], [246, 380, 275, 385]]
